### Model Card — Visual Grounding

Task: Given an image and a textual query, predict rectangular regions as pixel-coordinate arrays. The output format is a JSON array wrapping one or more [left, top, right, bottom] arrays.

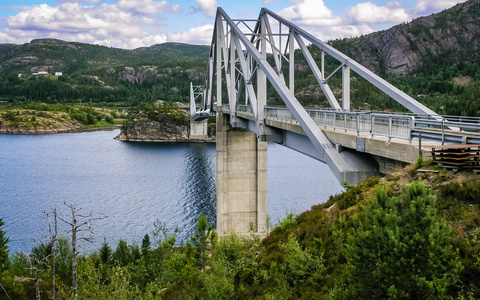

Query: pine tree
[[0, 218, 9, 271], [347, 180, 463, 299], [99, 238, 112, 265], [191, 213, 217, 271], [141, 234, 151, 256]]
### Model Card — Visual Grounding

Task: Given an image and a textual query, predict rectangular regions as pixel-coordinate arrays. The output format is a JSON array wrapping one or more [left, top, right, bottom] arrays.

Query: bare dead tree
[[43, 208, 59, 300], [23, 253, 44, 300], [57, 203, 106, 299]]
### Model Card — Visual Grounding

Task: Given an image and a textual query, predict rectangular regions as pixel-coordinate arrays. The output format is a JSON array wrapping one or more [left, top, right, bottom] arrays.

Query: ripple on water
[[0, 130, 342, 254]]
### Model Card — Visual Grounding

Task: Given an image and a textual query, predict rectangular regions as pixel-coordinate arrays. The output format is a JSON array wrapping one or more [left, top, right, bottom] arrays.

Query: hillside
[[1, 0, 480, 114], [0, 40, 209, 105], [284, 0, 480, 114], [331, 0, 480, 76], [0, 39, 209, 75]]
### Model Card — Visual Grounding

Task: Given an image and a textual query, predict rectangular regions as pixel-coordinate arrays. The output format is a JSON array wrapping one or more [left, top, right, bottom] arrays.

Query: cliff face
[[116, 118, 188, 141], [333, 0, 480, 76]]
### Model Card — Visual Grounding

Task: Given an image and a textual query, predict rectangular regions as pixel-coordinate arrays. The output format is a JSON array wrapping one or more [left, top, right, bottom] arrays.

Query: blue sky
[[0, 0, 466, 49]]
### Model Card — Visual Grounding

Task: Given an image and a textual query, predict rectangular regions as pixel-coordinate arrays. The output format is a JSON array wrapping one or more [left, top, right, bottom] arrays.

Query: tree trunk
[[51, 208, 58, 300], [34, 260, 40, 300], [51, 241, 55, 300], [71, 207, 78, 299]]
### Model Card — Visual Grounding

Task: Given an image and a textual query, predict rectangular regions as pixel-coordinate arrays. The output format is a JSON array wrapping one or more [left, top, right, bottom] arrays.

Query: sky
[[0, 0, 467, 49]]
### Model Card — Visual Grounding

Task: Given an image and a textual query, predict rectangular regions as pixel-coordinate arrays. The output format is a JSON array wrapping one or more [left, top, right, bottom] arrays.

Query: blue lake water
[[0, 129, 343, 254]]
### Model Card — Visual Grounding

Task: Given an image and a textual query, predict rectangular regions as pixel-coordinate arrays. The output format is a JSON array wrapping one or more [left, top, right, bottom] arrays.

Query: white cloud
[[1, 2, 185, 49], [347, 2, 410, 24], [116, 0, 182, 16], [277, 0, 342, 26], [194, 0, 217, 18], [413, 0, 467, 15], [315, 24, 375, 40], [56, 0, 104, 3], [275, 0, 373, 41], [264, 0, 277, 4], [167, 24, 214, 44]]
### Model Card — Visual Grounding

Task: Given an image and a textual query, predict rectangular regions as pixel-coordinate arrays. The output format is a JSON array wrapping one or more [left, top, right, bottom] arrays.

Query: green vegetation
[[1, 164, 479, 299], [0, 218, 8, 272], [126, 102, 189, 127], [0, 40, 209, 106], [0, 102, 121, 131]]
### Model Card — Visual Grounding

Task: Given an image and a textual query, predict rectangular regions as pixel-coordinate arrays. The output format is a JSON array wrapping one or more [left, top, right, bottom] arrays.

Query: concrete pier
[[189, 117, 208, 139], [216, 112, 268, 236]]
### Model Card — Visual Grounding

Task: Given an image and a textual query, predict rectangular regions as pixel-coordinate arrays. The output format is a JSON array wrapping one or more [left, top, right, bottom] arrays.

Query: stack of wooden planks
[[431, 144, 480, 172]]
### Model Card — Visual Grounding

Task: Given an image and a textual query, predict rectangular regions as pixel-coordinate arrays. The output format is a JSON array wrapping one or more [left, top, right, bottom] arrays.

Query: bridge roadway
[[219, 105, 480, 175]]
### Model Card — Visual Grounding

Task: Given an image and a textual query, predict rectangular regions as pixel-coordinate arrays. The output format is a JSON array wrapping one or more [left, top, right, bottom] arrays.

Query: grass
[[83, 120, 117, 128]]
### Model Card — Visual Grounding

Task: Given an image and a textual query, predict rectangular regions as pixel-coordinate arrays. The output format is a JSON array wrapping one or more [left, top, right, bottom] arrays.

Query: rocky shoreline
[[114, 135, 216, 143], [0, 124, 122, 135], [115, 118, 216, 143]]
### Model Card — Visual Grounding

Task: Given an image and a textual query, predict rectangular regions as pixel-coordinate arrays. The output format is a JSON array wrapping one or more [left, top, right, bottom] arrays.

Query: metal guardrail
[[222, 105, 480, 142], [236, 105, 253, 114], [264, 107, 413, 140]]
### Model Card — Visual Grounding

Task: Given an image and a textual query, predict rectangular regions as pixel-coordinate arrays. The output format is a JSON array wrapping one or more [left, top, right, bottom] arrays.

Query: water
[[0, 130, 343, 254]]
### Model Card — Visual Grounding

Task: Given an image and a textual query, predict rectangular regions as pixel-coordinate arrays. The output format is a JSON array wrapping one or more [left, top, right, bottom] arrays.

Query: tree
[[0, 218, 9, 271], [141, 234, 151, 256], [113, 239, 130, 267], [43, 208, 59, 300], [346, 180, 463, 299], [58, 203, 106, 298], [99, 238, 112, 265], [191, 213, 217, 271]]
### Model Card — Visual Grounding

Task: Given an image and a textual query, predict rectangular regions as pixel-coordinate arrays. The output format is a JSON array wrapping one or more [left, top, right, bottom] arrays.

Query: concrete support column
[[216, 112, 268, 236], [189, 118, 208, 139]]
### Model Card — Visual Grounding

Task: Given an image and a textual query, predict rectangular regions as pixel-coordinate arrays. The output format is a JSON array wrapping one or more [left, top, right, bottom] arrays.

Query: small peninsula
[[0, 102, 122, 134], [115, 101, 215, 142]]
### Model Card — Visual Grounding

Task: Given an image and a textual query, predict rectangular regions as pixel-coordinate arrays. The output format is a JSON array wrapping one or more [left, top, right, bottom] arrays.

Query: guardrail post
[[356, 113, 360, 136], [388, 116, 392, 139], [333, 112, 336, 130], [409, 116, 414, 142], [371, 115, 375, 138], [344, 113, 347, 132], [419, 132, 422, 158], [441, 119, 445, 145]]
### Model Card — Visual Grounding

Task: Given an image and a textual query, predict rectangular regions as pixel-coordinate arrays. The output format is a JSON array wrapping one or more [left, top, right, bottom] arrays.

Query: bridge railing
[[264, 106, 414, 140], [371, 114, 414, 140], [415, 116, 480, 132], [236, 105, 254, 115]]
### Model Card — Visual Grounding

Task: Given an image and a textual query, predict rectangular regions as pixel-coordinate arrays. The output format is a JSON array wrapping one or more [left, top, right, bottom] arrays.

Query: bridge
[[188, 7, 480, 237]]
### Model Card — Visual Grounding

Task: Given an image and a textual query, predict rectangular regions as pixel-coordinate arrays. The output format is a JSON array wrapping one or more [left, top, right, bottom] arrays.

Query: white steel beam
[[342, 65, 350, 110], [289, 31, 294, 93], [216, 7, 370, 182], [262, 7, 439, 118], [293, 32, 341, 110]]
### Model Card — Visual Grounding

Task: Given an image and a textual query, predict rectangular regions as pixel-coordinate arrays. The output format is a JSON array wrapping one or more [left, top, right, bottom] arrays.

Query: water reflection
[[181, 143, 217, 236]]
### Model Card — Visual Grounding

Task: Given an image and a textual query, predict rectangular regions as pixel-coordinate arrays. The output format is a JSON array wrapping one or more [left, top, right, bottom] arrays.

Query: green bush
[[346, 180, 463, 299]]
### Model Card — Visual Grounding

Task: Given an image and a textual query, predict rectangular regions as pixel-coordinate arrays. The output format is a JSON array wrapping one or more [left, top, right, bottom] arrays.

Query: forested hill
[[0, 40, 209, 75], [0, 40, 209, 105], [1, 0, 480, 113], [331, 0, 480, 76]]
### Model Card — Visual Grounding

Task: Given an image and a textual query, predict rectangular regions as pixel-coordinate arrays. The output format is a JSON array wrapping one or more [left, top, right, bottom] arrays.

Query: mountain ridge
[[331, 0, 480, 76]]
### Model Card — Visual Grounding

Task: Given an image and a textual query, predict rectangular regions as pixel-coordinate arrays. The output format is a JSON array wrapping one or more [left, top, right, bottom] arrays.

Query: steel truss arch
[[190, 7, 442, 182]]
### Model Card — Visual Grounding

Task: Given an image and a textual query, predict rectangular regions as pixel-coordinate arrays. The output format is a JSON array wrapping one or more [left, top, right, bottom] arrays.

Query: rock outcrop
[[333, 0, 480, 76], [116, 117, 216, 142], [116, 118, 189, 141]]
